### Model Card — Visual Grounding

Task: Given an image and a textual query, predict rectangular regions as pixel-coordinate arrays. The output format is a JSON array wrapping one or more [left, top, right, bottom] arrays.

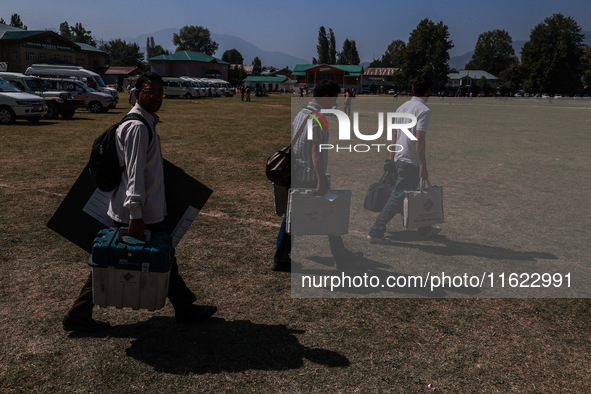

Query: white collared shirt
[[107, 103, 167, 224], [393, 96, 432, 167]]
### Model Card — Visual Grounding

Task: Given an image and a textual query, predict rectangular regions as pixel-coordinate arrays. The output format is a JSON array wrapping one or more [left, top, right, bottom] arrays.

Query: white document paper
[[82, 188, 113, 226], [82, 188, 200, 247]]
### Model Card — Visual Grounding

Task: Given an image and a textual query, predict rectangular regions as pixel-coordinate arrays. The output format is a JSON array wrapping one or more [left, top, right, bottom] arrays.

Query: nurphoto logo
[[305, 108, 418, 153]]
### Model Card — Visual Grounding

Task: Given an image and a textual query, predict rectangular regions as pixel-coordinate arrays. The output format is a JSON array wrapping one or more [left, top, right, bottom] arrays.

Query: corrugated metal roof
[[293, 64, 363, 74], [104, 67, 140, 75], [243, 75, 289, 82], [364, 68, 400, 76], [448, 70, 498, 80], [75, 42, 107, 54], [149, 50, 229, 64]]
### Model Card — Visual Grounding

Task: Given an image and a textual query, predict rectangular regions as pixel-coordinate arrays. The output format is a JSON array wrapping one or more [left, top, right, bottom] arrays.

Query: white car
[[0, 78, 48, 124]]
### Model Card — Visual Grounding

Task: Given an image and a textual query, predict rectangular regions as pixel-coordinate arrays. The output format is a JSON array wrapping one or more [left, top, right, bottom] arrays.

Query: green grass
[[0, 94, 590, 392]]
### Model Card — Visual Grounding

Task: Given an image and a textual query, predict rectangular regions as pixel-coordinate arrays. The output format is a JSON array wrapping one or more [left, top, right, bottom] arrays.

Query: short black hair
[[135, 72, 163, 90], [314, 79, 340, 97], [412, 74, 433, 97]]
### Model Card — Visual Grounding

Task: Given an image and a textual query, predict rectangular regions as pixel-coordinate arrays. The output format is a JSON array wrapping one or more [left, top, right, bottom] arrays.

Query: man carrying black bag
[[273, 80, 363, 271], [63, 72, 217, 332], [367, 74, 440, 243], [363, 160, 397, 212]]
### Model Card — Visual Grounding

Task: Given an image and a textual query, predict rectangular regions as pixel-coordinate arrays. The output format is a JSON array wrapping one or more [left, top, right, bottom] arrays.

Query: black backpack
[[88, 113, 152, 192]]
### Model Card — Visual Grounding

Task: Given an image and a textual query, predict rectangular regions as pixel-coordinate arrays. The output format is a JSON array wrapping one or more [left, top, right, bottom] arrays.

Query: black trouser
[[68, 221, 196, 318]]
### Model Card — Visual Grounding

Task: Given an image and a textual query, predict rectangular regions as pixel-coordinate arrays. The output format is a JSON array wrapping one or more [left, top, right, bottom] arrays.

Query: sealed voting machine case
[[402, 180, 444, 229], [286, 189, 351, 235], [88, 227, 173, 311]]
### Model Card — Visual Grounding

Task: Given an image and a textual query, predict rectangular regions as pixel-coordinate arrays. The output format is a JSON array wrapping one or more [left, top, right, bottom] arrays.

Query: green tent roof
[[243, 75, 289, 83], [148, 50, 229, 64], [293, 64, 363, 76]]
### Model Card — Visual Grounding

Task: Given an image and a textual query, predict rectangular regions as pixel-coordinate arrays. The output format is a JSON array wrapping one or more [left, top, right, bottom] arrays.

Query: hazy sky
[[4, 0, 591, 61]]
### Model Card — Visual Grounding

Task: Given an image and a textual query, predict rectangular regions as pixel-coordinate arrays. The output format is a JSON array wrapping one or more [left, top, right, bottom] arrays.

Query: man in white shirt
[[63, 72, 217, 332], [368, 75, 438, 242], [273, 80, 362, 271]]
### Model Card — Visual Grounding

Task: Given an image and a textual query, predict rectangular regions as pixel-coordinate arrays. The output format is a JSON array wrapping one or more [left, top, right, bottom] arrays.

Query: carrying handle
[[419, 179, 432, 192], [117, 227, 151, 244]]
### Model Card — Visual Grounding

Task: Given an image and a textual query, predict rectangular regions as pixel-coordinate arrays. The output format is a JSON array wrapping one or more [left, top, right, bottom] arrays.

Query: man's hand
[[316, 176, 329, 196], [128, 218, 145, 238], [383, 159, 397, 174], [420, 166, 429, 181]]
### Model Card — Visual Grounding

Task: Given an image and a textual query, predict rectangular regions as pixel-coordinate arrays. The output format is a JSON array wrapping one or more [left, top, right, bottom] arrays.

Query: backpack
[[88, 113, 152, 192]]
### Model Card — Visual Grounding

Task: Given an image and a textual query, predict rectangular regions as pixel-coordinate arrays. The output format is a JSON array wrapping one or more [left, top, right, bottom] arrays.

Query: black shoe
[[62, 314, 111, 332], [175, 304, 218, 324], [272, 260, 291, 272]]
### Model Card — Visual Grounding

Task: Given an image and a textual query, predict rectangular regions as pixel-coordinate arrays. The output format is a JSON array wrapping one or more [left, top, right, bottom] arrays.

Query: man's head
[[135, 72, 164, 114], [412, 74, 433, 97], [313, 79, 340, 107]]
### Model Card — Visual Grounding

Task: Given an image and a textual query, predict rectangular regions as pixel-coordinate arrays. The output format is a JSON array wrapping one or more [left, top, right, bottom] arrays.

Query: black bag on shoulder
[[88, 113, 152, 192], [265, 108, 311, 187]]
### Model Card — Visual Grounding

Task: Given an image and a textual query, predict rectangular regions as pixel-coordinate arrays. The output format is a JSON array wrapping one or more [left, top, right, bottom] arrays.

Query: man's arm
[[121, 122, 150, 236], [415, 130, 428, 181], [389, 129, 398, 161], [311, 141, 328, 195]]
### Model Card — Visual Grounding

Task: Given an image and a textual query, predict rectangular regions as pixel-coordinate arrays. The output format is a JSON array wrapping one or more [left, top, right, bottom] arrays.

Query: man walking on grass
[[63, 72, 217, 332], [367, 74, 440, 243]]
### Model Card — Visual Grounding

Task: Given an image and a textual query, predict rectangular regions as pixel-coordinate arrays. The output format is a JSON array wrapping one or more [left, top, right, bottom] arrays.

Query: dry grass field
[[1, 93, 590, 392]]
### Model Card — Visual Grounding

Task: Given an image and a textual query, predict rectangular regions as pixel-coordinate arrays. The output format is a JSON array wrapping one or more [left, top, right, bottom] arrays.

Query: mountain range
[[126, 29, 591, 72], [126, 28, 309, 69]]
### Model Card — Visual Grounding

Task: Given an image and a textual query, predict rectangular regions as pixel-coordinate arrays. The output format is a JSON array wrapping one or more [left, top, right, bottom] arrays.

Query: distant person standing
[[245, 86, 251, 102], [367, 74, 439, 242], [343, 88, 352, 116]]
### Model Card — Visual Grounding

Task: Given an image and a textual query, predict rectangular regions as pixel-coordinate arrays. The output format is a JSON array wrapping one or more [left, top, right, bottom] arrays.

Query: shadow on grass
[[69, 316, 350, 374], [384, 232, 558, 261]]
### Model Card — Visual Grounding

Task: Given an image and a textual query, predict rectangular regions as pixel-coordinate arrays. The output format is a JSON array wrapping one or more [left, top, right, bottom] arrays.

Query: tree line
[[367, 14, 590, 95], [3, 13, 590, 93]]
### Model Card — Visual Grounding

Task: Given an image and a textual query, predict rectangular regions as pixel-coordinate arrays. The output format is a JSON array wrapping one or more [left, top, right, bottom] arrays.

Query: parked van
[[162, 77, 200, 99], [0, 77, 48, 124], [209, 79, 235, 96], [179, 77, 206, 98], [0, 72, 81, 119], [41, 78, 114, 113], [200, 79, 223, 97], [25, 64, 119, 105]]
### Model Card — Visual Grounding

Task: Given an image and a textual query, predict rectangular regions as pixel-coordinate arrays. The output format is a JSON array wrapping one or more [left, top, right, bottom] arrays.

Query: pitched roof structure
[[293, 64, 363, 76], [148, 50, 229, 64]]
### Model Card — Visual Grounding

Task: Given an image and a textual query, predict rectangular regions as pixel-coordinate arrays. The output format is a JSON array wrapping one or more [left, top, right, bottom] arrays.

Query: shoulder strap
[[290, 106, 314, 146], [121, 113, 153, 144]]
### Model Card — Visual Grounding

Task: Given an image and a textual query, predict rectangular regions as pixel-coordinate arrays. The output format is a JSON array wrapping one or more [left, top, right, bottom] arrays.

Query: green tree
[[582, 45, 591, 90], [222, 48, 244, 64], [328, 28, 337, 64], [172, 25, 218, 55], [99, 39, 144, 67], [521, 14, 585, 94], [316, 26, 330, 64], [146, 36, 170, 59], [59, 21, 96, 46], [337, 39, 360, 65], [403, 19, 454, 90], [379, 39, 406, 68], [252, 56, 262, 76], [8, 13, 27, 30], [465, 30, 518, 77]]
